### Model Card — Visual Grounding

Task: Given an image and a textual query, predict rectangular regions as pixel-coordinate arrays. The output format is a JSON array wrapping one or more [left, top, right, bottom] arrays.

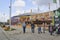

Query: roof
[[12, 11, 53, 18]]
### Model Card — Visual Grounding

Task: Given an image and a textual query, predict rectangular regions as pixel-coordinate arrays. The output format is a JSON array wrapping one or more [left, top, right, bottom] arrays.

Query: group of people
[[22, 21, 60, 35], [22, 22, 36, 33], [22, 22, 42, 34]]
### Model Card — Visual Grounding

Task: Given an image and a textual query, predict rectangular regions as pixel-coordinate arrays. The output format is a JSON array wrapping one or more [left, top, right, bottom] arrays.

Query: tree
[[53, 10, 56, 13], [57, 8, 60, 18], [57, 8, 60, 13], [58, 15, 60, 18]]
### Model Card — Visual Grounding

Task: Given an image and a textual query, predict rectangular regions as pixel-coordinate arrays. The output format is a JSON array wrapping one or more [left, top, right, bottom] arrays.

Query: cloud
[[32, 0, 53, 6], [12, 10, 24, 16], [0, 13, 3, 22], [13, 0, 26, 8], [11, 0, 26, 17], [31, 0, 59, 12], [12, 0, 59, 17], [32, 0, 60, 7], [0, 12, 5, 22], [12, 0, 26, 16], [0, 12, 9, 22]]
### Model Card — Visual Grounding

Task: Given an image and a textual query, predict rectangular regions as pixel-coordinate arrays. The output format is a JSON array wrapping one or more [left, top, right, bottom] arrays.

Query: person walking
[[31, 22, 35, 33], [38, 24, 41, 34], [49, 24, 53, 35], [41, 26, 43, 33], [57, 25, 60, 34], [22, 21, 26, 33], [56, 27, 58, 34]]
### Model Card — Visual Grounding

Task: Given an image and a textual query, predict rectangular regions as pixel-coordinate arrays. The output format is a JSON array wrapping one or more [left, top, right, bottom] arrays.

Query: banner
[[52, 16, 54, 25]]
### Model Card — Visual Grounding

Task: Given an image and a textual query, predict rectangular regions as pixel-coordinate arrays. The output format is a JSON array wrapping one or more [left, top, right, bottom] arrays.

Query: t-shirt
[[31, 24, 35, 28], [22, 22, 26, 27]]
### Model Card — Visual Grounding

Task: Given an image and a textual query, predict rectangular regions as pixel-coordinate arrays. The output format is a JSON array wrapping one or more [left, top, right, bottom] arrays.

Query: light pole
[[3, 13, 5, 25], [9, 0, 12, 27], [48, 3, 50, 16]]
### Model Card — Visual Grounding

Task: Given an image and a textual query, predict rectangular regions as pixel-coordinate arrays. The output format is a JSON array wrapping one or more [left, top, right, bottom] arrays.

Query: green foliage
[[57, 8, 60, 13], [53, 10, 56, 13], [53, 8, 60, 16], [5, 28, 16, 31], [57, 8, 60, 18], [58, 15, 60, 18], [10, 28, 16, 31]]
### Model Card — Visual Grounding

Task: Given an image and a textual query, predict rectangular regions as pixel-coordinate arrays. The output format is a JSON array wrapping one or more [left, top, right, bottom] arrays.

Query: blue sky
[[0, 0, 60, 22], [0, 0, 9, 14]]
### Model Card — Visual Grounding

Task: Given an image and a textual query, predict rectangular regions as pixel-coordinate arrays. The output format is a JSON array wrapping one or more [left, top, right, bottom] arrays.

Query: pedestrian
[[57, 25, 60, 34], [38, 24, 41, 34], [49, 24, 53, 35], [22, 21, 26, 33], [31, 22, 35, 33], [49, 24, 50, 33], [56, 27, 58, 34]]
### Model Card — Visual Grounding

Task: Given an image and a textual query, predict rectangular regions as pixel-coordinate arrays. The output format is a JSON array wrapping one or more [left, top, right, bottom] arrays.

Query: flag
[[52, 16, 54, 25], [53, 0, 57, 3]]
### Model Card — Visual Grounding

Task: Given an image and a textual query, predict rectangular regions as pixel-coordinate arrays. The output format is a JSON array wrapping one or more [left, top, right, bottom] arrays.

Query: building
[[10, 11, 54, 26]]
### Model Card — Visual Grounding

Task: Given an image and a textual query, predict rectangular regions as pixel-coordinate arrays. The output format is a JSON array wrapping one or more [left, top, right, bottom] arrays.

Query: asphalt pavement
[[0, 26, 60, 40]]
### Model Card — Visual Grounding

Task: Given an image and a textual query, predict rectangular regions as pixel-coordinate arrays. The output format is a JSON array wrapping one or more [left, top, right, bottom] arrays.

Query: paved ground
[[0, 26, 60, 40], [6, 27, 60, 40], [6, 31, 60, 40], [0, 27, 10, 40]]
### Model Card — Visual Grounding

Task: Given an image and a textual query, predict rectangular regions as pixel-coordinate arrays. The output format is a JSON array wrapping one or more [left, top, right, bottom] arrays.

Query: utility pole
[[9, 0, 12, 27]]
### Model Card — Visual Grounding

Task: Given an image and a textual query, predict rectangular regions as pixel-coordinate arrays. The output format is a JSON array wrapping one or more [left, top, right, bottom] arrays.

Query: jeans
[[50, 31, 53, 35], [38, 27, 41, 33], [31, 28, 34, 33], [23, 27, 26, 33]]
